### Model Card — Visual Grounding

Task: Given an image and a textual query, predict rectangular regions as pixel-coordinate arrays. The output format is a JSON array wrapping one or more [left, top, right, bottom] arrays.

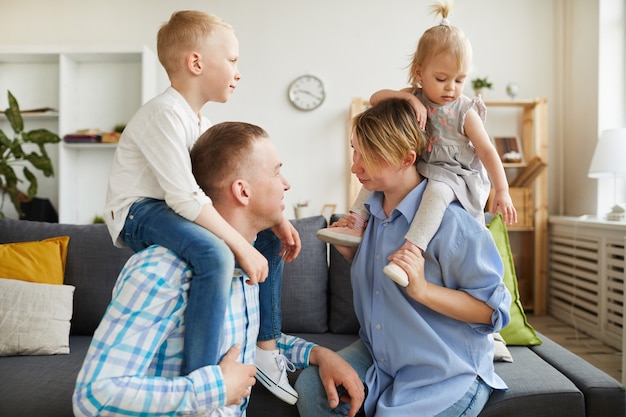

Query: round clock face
[[288, 75, 325, 111]]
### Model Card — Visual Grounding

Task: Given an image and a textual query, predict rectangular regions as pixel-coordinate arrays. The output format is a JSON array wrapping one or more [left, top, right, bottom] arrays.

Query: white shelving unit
[[0, 46, 159, 224]]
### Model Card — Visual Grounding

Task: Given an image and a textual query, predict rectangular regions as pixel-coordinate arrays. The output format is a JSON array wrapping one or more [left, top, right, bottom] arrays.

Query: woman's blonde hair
[[352, 99, 427, 174], [408, 2, 472, 90], [157, 10, 233, 75]]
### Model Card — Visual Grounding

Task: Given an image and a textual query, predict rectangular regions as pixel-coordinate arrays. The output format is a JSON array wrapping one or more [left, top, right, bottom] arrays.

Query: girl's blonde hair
[[352, 99, 427, 174], [157, 10, 233, 75], [408, 2, 472, 90]]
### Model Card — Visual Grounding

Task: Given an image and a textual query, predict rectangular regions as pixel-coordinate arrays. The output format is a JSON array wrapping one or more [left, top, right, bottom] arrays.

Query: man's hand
[[219, 344, 257, 406], [271, 218, 302, 262], [309, 346, 364, 417]]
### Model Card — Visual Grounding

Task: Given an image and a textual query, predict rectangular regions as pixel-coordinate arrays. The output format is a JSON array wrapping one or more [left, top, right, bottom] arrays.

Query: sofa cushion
[[0, 219, 133, 336], [0, 235, 69, 284], [0, 278, 74, 356], [281, 216, 329, 333], [0, 335, 92, 416]]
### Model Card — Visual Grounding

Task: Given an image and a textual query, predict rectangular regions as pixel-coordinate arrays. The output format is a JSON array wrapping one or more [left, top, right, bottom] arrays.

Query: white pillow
[[0, 278, 75, 356], [493, 332, 513, 362]]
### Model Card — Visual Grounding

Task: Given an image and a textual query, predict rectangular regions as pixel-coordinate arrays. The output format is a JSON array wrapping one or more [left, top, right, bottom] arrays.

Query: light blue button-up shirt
[[352, 179, 511, 417]]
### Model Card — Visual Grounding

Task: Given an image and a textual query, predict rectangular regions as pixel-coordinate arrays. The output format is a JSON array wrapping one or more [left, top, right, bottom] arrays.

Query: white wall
[[0, 0, 561, 219]]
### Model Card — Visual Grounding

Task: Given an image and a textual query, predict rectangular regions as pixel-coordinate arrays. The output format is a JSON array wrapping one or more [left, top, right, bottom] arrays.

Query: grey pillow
[[281, 216, 329, 333], [328, 244, 359, 334], [327, 214, 359, 334]]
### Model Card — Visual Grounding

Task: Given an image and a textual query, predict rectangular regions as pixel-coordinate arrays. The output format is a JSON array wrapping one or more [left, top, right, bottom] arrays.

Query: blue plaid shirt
[[73, 245, 315, 417]]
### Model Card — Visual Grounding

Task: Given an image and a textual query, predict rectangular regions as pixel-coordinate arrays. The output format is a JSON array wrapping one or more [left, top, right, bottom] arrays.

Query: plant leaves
[[0, 129, 11, 147], [23, 129, 61, 145], [24, 152, 54, 177], [6, 91, 23, 134], [23, 166, 38, 198]]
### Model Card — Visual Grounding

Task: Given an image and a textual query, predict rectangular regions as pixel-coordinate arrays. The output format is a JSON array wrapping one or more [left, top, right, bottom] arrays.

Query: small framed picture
[[494, 136, 523, 163]]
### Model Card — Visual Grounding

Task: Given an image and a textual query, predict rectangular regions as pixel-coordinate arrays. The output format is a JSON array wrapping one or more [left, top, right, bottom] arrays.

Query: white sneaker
[[383, 262, 409, 287], [316, 227, 362, 247], [255, 348, 298, 405]]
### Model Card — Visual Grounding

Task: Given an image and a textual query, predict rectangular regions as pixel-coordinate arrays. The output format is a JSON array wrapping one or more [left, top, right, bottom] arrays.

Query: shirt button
[[376, 324, 381, 330], [375, 290, 380, 296]]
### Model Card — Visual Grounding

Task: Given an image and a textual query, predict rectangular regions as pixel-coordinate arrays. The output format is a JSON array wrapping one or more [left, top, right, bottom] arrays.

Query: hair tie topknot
[[440, 17, 450, 26]]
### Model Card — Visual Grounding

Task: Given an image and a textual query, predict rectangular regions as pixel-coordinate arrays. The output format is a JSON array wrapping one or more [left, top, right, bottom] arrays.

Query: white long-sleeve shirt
[[104, 87, 212, 247]]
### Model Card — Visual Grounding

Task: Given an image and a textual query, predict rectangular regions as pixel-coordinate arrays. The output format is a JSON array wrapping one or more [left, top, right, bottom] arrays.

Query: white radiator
[[548, 216, 626, 350]]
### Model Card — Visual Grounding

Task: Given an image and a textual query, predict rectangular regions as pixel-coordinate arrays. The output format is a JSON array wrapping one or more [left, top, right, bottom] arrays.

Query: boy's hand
[[272, 218, 301, 262], [218, 344, 257, 406], [235, 244, 269, 285]]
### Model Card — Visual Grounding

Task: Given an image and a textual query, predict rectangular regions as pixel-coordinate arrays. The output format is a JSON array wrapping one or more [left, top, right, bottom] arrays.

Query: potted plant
[[471, 77, 493, 96], [0, 91, 61, 218]]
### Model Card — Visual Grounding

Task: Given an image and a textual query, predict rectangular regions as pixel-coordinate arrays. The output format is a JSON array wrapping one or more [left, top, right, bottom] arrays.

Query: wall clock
[[287, 75, 325, 111]]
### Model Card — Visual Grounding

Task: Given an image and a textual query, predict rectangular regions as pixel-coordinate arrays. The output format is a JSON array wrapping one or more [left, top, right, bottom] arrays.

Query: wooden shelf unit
[[484, 98, 548, 314], [348, 97, 549, 314]]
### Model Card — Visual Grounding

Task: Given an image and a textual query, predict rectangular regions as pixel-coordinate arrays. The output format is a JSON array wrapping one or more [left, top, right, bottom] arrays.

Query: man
[[73, 121, 364, 417]]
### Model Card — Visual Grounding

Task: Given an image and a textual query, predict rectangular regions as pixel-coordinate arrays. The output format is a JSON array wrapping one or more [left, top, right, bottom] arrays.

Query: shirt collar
[[364, 179, 428, 224]]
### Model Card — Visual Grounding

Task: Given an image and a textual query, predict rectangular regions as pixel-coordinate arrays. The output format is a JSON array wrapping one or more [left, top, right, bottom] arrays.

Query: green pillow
[[488, 214, 542, 346]]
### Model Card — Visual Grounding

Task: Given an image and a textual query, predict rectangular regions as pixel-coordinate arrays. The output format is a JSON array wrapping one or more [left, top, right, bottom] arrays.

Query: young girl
[[317, 1, 517, 286]]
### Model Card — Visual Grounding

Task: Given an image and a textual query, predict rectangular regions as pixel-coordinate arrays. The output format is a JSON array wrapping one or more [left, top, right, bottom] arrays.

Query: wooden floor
[[527, 314, 622, 383]]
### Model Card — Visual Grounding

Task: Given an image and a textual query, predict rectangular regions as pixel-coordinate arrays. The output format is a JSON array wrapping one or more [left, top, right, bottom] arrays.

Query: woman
[[296, 98, 511, 417]]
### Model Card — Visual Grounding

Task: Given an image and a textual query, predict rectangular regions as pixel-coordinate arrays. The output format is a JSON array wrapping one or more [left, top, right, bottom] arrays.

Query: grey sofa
[[0, 215, 624, 417]]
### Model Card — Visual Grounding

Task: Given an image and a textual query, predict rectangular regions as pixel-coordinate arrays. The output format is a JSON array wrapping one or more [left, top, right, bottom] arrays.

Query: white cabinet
[[0, 46, 159, 224], [549, 215, 626, 350]]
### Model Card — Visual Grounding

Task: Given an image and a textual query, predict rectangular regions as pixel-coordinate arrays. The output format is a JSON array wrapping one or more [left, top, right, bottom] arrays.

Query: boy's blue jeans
[[121, 198, 283, 374]]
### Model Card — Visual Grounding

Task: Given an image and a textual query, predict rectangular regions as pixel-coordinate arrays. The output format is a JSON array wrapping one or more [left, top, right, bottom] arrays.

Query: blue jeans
[[121, 199, 283, 375], [295, 339, 492, 417]]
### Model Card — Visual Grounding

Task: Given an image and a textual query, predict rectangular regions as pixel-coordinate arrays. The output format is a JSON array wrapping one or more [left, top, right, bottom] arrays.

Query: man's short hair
[[191, 121, 268, 203]]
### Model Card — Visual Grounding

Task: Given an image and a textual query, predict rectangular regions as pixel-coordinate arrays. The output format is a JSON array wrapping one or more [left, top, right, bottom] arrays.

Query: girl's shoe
[[383, 262, 409, 287], [315, 227, 362, 247]]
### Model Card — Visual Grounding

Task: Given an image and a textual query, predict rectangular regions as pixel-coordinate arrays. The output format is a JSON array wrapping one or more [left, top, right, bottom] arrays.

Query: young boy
[[103, 10, 299, 405]]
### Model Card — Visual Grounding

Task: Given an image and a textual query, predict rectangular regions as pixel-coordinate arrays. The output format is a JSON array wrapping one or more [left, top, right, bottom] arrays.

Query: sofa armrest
[[531, 332, 625, 417]]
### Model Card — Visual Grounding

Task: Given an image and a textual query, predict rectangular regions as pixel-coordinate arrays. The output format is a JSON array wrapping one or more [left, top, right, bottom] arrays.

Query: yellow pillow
[[0, 236, 70, 285]]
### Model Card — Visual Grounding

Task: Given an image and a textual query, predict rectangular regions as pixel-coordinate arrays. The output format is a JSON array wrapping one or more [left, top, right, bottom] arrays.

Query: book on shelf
[[510, 156, 547, 187], [63, 134, 101, 143]]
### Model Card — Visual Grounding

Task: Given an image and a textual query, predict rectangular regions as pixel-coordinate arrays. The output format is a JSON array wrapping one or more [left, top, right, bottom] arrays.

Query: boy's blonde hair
[[157, 10, 234, 76], [408, 2, 472, 90], [352, 99, 427, 174]]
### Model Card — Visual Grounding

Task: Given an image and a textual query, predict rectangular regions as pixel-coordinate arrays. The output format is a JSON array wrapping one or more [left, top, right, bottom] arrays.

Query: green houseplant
[[0, 91, 61, 218], [471, 77, 493, 96]]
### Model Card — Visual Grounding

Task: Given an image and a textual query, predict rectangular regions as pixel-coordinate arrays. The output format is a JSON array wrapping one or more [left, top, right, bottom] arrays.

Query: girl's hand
[[491, 190, 518, 225], [408, 95, 427, 130]]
